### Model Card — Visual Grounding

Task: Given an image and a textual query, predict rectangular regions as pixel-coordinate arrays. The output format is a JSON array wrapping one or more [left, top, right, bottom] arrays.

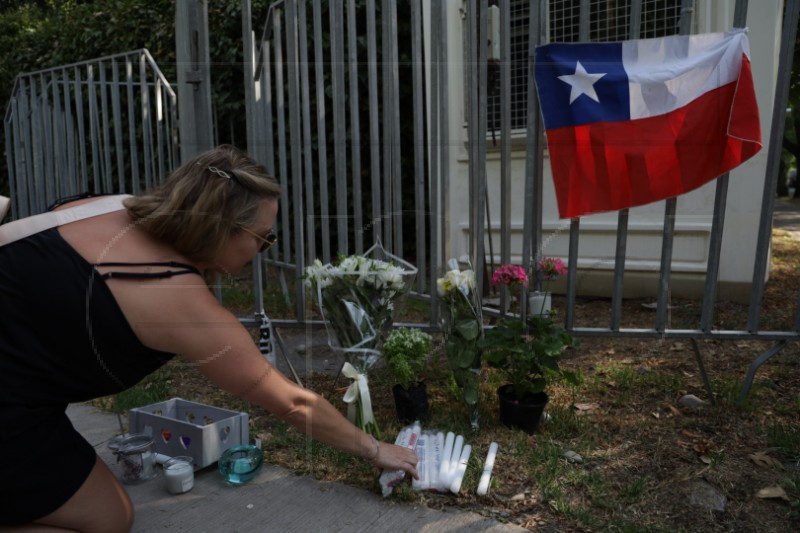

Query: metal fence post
[[175, 0, 214, 162]]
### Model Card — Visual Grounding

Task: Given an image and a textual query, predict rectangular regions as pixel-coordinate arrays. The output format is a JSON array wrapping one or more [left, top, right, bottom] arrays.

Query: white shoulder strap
[[0, 194, 132, 247]]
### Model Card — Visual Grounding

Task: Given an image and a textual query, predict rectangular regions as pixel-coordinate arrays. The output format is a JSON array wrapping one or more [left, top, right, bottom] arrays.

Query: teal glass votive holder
[[218, 444, 263, 485]]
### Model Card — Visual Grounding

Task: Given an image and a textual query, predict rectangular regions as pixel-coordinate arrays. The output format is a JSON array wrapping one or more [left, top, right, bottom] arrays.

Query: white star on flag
[[558, 61, 606, 104]]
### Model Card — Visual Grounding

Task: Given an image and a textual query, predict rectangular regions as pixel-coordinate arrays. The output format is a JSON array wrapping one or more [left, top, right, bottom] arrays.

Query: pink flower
[[538, 257, 567, 280], [491, 264, 528, 288]]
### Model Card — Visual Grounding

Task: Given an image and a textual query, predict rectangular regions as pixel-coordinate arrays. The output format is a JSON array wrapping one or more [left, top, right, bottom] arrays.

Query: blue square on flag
[[535, 42, 629, 129]]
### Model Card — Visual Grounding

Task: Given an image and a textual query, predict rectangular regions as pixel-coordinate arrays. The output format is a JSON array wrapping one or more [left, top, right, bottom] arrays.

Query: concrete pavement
[[67, 403, 526, 533]]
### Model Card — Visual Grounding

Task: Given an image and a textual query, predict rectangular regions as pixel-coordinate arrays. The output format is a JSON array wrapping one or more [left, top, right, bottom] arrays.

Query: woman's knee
[[112, 490, 135, 532]]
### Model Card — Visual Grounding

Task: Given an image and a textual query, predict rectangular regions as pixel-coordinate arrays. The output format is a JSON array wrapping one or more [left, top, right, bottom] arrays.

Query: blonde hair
[[124, 145, 281, 263]]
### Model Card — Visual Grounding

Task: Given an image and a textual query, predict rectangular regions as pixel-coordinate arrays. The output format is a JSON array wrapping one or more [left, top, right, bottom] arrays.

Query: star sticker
[[558, 61, 606, 104]]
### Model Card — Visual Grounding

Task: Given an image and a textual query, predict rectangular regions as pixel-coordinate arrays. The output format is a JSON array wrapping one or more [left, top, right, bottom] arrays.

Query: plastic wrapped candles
[[387, 423, 481, 495], [411, 432, 430, 491], [379, 421, 422, 497]]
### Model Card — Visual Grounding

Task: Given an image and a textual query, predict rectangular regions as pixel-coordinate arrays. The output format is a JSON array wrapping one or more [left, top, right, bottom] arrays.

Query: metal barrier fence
[[245, 0, 451, 322], [2, 1, 796, 401], [3, 49, 178, 219], [246, 0, 799, 401]]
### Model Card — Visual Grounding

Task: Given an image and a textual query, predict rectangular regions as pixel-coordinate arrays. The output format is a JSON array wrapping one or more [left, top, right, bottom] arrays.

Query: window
[[487, 0, 692, 132]]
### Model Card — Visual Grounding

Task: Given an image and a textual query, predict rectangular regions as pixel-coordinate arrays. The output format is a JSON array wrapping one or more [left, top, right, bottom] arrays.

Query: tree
[[0, 0, 273, 197]]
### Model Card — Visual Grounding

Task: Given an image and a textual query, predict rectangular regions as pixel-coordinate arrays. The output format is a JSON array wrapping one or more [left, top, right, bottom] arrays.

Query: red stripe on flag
[[728, 56, 760, 145], [546, 59, 761, 219]]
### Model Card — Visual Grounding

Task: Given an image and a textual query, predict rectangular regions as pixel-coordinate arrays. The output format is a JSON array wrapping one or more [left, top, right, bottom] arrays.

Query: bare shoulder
[[54, 196, 256, 360], [112, 273, 248, 356]]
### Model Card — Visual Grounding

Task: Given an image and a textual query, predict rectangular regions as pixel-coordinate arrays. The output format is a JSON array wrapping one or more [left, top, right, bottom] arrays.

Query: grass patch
[[767, 424, 800, 462]]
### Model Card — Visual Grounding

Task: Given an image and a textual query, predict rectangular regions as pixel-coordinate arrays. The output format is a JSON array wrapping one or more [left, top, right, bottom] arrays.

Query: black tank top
[[0, 227, 201, 405]]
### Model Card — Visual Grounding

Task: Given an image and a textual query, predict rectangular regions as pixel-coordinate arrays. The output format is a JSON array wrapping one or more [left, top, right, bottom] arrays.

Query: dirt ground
[[157, 226, 799, 533]]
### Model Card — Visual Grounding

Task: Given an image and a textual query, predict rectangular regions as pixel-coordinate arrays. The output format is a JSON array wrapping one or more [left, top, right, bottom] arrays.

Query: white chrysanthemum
[[311, 254, 411, 294], [383, 266, 406, 289], [337, 255, 360, 273], [304, 259, 334, 288]]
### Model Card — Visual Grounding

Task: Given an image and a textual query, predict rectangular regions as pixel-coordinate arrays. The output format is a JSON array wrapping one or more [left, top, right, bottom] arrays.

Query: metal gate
[[3, 49, 178, 219], [245, 0, 799, 400], [3, 1, 797, 401]]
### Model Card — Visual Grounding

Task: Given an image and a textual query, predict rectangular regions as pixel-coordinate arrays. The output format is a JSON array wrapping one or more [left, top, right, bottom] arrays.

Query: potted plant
[[383, 327, 433, 423], [481, 260, 580, 433], [529, 257, 567, 316], [481, 316, 580, 433]]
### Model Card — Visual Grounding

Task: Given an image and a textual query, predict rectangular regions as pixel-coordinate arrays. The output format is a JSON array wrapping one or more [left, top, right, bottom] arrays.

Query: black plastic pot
[[392, 381, 429, 423], [497, 384, 549, 434]]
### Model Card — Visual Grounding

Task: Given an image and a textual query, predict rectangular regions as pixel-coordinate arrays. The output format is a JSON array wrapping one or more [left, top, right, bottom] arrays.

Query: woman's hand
[[368, 441, 419, 479]]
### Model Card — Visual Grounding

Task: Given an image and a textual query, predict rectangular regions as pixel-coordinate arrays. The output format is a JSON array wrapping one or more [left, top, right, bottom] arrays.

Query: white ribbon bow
[[341, 362, 375, 427]]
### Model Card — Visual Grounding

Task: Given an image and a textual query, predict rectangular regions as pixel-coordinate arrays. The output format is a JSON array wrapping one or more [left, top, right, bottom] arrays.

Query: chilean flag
[[534, 29, 762, 219]]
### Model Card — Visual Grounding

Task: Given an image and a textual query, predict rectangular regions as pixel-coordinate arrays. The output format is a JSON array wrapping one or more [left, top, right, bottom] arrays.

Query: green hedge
[[0, 0, 272, 195]]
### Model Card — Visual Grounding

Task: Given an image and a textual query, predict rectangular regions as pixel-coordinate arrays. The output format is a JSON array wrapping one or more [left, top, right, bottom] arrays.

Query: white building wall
[[442, 0, 783, 301]]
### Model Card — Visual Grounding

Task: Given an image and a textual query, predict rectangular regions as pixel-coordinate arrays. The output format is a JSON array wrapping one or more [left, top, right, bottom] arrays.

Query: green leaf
[[455, 319, 481, 341]]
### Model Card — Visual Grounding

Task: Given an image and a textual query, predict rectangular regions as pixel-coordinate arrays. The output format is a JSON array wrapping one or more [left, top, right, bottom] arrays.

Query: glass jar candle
[[106, 433, 130, 453], [115, 433, 157, 484], [163, 456, 195, 494]]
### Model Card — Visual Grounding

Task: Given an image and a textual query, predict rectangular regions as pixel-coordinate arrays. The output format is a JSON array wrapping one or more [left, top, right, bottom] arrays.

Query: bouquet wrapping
[[305, 243, 416, 437]]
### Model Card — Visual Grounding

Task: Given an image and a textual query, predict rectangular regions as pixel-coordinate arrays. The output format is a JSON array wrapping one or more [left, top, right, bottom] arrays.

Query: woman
[[0, 145, 418, 531]]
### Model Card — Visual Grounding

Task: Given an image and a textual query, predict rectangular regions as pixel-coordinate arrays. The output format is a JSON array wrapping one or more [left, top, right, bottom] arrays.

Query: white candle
[[154, 453, 171, 465], [429, 432, 443, 490], [164, 457, 194, 494], [449, 444, 472, 494], [447, 435, 464, 485], [438, 432, 455, 489], [477, 442, 499, 496]]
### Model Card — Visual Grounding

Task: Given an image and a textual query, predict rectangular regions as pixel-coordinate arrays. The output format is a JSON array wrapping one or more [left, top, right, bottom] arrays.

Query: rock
[[561, 449, 583, 464], [688, 480, 726, 513], [678, 394, 709, 408]]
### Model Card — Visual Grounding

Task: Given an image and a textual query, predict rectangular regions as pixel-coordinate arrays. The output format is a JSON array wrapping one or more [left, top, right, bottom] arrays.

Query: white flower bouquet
[[305, 242, 417, 437], [437, 258, 484, 429]]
